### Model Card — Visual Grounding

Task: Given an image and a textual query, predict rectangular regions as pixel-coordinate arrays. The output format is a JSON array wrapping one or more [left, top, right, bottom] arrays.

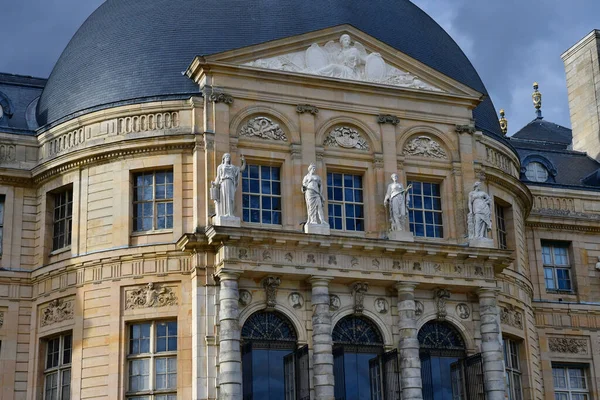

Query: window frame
[[504, 338, 523, 400], [0, 194, 5, 255], [525, 162, 549, 183], [407, 180, 443, 239], [52, 187, 73, 252], [132, 170, 174, 233], [495, 203, 508, 250], [552, 365, 590, 400], [542, 242, 573, 293], [326, 171, 365, 232], [126, 320, 178, 399], [241, 164, 282, 226], [43, 333, 72, 400]]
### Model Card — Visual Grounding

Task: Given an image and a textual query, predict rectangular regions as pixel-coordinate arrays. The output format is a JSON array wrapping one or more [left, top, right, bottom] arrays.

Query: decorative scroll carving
[[403, 136, 448, 159], [434, 288, 450, 320], [456, 303, 470, 319], [329, 295, 341, 311], [209, 92, 233, 104], [118, 111, 180, 134], [500, 305, 523, 329], [377, 114, 400, 125], [239, 117, 287, 141], [125, 283, 177, 309], [289, 292, 304, 309], [262, 277, 281, 309], [0, 144, 16, 162], [351, 282, 369, 314], [296, 104, 319, 115], [455, 125, 476, 134], [324, 126, 369, 150], [41, 299, 74, 327], [244, 34, 442, 91], [549, 337, 587, 354], [239, 290, 252, 307]]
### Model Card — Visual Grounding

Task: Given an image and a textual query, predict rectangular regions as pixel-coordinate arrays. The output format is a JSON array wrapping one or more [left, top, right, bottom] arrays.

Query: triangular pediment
[[194, 25, 482, 97]]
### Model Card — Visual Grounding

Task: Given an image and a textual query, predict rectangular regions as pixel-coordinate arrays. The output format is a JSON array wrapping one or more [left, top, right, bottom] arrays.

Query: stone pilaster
[[218, 271, 242, 400], [309, 276, 335, 400], [397, 282, 423, 400], [478, 288, 506, 400]]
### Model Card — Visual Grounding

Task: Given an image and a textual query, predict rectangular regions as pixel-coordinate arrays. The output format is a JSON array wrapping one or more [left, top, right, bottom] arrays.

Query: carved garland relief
[[239, 116, 288, 141], [548, 337, 588, 354], [125, 283, 178, 310], [324, 126, 370, 150], [403, 136, 448, 159]]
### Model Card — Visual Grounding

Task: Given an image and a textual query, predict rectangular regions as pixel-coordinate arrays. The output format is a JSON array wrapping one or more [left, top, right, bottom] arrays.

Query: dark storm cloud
[[1, 0, 598, 134]]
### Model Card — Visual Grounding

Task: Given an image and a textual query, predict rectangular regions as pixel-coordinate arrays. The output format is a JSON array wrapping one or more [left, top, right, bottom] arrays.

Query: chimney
[[562, 30, 600, 159]]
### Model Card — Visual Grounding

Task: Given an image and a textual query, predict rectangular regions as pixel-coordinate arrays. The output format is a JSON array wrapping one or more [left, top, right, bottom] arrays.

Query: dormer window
[[525, 162, 549, 182]]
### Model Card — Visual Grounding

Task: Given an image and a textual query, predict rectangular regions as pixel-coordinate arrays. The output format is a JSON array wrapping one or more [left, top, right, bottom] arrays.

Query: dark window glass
[[504, 339, 523, 400], [408, 181, 442, 238], [44, 334, 72, 400], [133, 170, 174, 232], [495, 203, 508, 250], [52, 188, 73, 251], [327, 172, 364, 231], [242, 165, 282, 225], [542, 243, 573, 292]]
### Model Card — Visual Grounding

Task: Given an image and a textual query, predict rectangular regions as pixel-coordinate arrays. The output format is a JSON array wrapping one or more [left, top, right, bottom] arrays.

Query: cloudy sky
[[1, 0, 598, 134]]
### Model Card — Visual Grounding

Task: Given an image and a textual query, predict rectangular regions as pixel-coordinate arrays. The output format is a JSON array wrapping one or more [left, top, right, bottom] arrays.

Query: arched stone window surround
[[520, 154, 557, 183], [229, 105, 300, 143], [239, 301, 308, 345], [397, 125, 457, 162], [416, 313, 475, 353], [0, 91, 14, 126], [241, 309, 298, 342], [331, 306, 394, 348], [316, 116, 380, 153]]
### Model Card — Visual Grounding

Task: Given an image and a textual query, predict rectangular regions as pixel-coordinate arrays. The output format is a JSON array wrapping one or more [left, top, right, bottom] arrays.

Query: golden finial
[[499, 109, 508, 135], [532, 82, 542, 118]]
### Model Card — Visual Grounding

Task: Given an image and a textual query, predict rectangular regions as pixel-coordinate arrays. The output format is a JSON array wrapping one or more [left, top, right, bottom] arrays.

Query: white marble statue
[[302, 164, 329, 234], [211, 153, 246, 221], [384, 173, 411, 231], [245, 34, 442, 91], [468, 181, 492, 239]]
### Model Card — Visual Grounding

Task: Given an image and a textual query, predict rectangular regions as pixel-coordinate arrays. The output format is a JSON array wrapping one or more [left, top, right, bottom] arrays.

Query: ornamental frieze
[[125, 283, 178, 310], [239, 117, 287, 141], [40, 298, 74, 327], [548, 337, 588, 355]]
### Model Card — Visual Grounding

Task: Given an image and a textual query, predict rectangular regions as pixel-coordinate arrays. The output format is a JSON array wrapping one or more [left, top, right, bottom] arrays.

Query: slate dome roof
[[37, 0, 502, 136]]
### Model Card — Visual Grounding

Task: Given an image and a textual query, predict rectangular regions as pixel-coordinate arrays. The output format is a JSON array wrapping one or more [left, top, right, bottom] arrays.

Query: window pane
[[61, 369, 71, 400], [568, 368, 586, 389], [63, 334, 73, 365], [542, 246, 552, 265], [45, 372, 58, 400], [129, 359, 150, 392], [553, 368, 567, 389]]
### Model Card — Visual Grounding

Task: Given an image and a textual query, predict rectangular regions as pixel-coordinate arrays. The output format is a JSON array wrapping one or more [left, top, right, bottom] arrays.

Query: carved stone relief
[[456, 303, 470, 319], [208, 92, 233, 104], [403, 136, 448, 159], [329, 295, 341, 311], [239, 117, 287, 141], [415, 301, 424, 317], [324, 126, 370, 150], [374, 298, 389, 314], [548, 337, 588, 354], [377, 114, 400, 125], [352, 282, 369, 314], [289, 292, 304, 309], [500, 305, 523, 329], [296, 104, 319, 115], [244, 34, 442, 91], [434, 288, 450, 320], [239, 290, 252, 307], [0, 311, 4, 328], [41, 298, 74, 327], [263, 277, 281, 309], [126, 283, 178, 310], [0, 144, 16, 162]]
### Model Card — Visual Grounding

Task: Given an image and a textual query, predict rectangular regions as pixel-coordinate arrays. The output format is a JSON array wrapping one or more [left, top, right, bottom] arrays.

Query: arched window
[[333, 316, 399, 400], [525, 162, 549, 182], [241, 311, 308, 400]]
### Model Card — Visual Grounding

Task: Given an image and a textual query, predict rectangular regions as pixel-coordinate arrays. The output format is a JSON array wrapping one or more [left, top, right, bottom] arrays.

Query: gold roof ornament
[[532, 82, 542, 118], [499, 109, 508, 135]]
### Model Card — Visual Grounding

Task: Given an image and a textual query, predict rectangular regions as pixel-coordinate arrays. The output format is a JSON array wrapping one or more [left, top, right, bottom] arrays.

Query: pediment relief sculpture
[[126, 282, 178, 309], [403, 136, 448, 159], [239, 116, 287, 141], [244, 34, 442, 92], [324, 126, 369, 150], [41, 298, 74, 327]]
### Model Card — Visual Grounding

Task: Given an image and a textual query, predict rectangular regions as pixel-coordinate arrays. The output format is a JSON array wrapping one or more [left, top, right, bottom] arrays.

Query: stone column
[[218, 271, 242, 400], [309, 276, 335, 400], [397, 282, 423, 400], [478, 288, 506, 400]]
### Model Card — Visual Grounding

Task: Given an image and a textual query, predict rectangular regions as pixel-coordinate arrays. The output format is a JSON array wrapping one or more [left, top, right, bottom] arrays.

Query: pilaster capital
[[396, 282, 418, 293], [216, 270, 242, 282], [476, 287, 500, 298], [308, 276, 333, 287]]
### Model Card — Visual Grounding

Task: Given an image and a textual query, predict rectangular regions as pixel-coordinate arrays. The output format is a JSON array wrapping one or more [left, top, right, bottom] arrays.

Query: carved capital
[[125, 283, 178, 309], [377, 114, 400, 125], [207, 89, 233, 105], [296, 104, 319, 115], [351, 282, 369, 314], [41, 298, 74, 327], [455, 124, 476, 134], [262, 276, 281, 309]]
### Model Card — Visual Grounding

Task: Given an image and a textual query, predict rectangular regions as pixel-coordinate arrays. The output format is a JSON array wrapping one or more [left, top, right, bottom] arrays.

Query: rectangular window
[[504, 339, 523, 400], [44, 333, 72, 400], [52, 189, 73, 251], [553, 365, 589, 400], [133, 171, 174, 232], [0, 194, 5, 254], [242, 165, 282, 225], [408, 181, 443, 238], [495, 203, 508, 250], [542, 242, 572, 292], [327, 172, 364, 231], [127, 321, 177, 399]]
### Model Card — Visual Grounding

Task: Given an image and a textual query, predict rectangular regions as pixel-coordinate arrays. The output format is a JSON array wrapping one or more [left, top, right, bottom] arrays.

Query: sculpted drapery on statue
[[467, 181, 493, 244], [302, 164, 330, 234], [211, 153, 246, 223], [384, 174, 411, 232]]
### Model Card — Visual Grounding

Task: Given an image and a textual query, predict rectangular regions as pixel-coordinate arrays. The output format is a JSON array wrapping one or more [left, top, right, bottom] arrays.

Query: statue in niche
[[384, 173, 411, 231], [211, 153, 246, 220], [302, 164, 330, 233], [467, 181, 492, 240]]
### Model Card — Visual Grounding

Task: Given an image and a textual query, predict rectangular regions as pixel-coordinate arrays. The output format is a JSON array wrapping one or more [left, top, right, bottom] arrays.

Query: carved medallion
[[324, 126, 370, 150], [374, 298, 389, 314], [126, 283, 177, 310], [289, 292, 304, 309], [329, 295, 341, 311], [403, 136, 448, 159], [240, 117, 287, 141], [239, 290, 252, 307], [456, 303, 470, 319], [41, 298, 74, 327], [263, 277, 281, 309], [549, 337, 587, 354]]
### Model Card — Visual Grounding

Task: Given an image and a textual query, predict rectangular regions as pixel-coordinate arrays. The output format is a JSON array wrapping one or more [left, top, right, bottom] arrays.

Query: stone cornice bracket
[[433, 287, 450, 320], [377, 114, 400, 125], [296, 104, 319, 115], [262, 276, 281, 310], [203, 86, 233, 105], [455, 124, 476, 134], [351, 282, 369, 315]]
